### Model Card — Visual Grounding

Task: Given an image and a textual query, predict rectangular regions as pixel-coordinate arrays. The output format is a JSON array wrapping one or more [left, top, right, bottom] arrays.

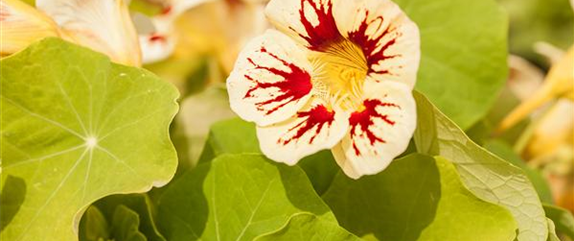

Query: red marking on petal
[[349, 99, 400, 155], [149, 33, 167, 43], [0, 5, 10, 21], [348, 11, 402, 75], [161, 5, 173, 15], [280, 105, 336, 145], [292, 0, 342, 50], [244, 47, 313, 115]]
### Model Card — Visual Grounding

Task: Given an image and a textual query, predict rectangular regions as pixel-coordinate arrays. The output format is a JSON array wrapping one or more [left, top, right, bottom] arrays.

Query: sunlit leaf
[[197, 118, 339, 195], [413, 92, 547, 241], [322, 154, 516, 241], [0, 38, 179, 241], [157, 154, 336, 241], [255, 213, 361, 241], [484, 140, 553, 203]]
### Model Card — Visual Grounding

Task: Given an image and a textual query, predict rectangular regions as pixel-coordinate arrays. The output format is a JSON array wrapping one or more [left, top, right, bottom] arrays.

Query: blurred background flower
[[128, 0, 270, 168], [488, 0, 574, 218]]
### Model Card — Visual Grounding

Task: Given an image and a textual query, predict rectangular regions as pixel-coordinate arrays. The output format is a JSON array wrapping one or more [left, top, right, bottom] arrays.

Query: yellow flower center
[[310, 38, 368, 111]]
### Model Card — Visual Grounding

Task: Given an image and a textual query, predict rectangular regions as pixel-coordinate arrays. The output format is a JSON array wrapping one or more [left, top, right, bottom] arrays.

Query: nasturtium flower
[[0, 0, 141, 66], [227, 0, 420, 178]]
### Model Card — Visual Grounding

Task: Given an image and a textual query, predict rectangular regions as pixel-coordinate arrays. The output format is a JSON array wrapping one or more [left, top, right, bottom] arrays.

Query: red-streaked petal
[[227, 30, 314, 126], [37, 0, 142, 66], [332, 80, 416, 179], [334, 0, 420, 88], [0, 0, 60, 55], [265, 0, 341, 50], [257, 98, 349, 165], [139, 33, 175, 64]]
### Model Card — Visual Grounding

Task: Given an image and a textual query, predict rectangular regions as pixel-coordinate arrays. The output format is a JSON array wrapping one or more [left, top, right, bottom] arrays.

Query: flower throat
[[310, 38, 369, 111]]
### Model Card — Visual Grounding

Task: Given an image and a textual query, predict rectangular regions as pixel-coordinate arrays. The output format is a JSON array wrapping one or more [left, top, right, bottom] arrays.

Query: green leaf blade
[[157, 154, 336, 241], [413, 92, 547, 241], [255, 213, 361, 241], [0, 38, 179, 241], [322, 154, 516, 241], [395, 0, 508, 129]]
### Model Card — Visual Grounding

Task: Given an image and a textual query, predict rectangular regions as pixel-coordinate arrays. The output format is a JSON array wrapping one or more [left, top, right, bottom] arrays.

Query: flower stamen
[[310, 38, 369, 111]]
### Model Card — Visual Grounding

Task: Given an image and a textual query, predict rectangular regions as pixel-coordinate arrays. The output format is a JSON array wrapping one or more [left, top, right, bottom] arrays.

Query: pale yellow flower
[[499, 45, 574, 131], [0, 0, 141, 66], [138, 0, 269, 73]]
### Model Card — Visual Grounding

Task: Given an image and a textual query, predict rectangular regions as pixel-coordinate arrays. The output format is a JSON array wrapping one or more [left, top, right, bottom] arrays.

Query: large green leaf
[[484, 140, 553, 203], [413, 92, 547, 241], [322, 154, 516, 241], [255, 213, 361, 241], [157, 154, 336, 241], [0, 38, 179, 241], [109, 205, 147, 241], [198, 118, 340, 195], [198, 118, 261, 163], [394, 0, 508, 129]]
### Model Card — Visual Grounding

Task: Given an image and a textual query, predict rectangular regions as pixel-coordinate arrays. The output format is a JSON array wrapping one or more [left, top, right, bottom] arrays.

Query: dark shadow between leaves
[[157, 161, 211, 241], [322, 154, 441, 241], [0, 175, 27, 232], [275, 157, 333, 218]]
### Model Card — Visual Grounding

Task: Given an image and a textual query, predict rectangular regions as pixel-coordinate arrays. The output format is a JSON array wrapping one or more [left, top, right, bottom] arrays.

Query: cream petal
[[265, 0, 341, 50], [333, 80, 416, 179], [257, 97, 349, 165], [227, 29, 315, 126], [333, 0, 420, 89], [36, 0, 142, 66], [0, 0, 60, 55], [139, 33, 175, 64]]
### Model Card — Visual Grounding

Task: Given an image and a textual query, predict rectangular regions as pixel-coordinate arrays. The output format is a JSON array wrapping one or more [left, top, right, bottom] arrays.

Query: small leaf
[[322, 154, 516, 241], [546, 219, 560, 241], [0, 38, 179, 241], [157, 154, 336, 241], [79, 206, 110, 241], [543, 204, 574, 239], [255, 213, 361, 241], [110, 205, 147, 241], [413, 92, 547, 241], [82, 194, 166, 241]]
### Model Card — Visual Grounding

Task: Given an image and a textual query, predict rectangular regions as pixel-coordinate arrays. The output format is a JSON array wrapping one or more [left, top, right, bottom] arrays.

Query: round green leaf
[[413, 92, 547, 241], [255, 213, 361, 241], [0, 38, 179, 241], [322, 154, 516, 241], [395, 0, 508, 129], [157, 154, 336, 241]]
